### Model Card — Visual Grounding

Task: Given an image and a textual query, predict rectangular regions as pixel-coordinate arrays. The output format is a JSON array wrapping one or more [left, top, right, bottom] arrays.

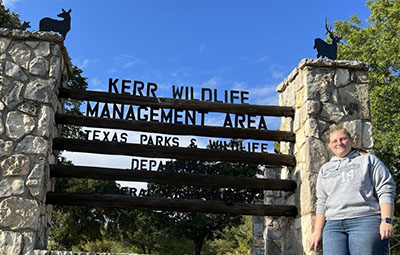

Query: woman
[[308, 125, 396, 254]]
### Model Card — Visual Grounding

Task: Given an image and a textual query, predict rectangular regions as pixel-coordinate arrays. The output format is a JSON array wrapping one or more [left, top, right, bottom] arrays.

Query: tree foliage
[[206, 216, 253, 255], [0, 2, 20, 27]]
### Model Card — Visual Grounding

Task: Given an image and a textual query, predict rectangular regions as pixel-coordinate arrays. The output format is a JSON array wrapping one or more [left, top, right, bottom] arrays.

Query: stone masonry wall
[[0, 29, 70, 254], [263, 58, 372, 255]]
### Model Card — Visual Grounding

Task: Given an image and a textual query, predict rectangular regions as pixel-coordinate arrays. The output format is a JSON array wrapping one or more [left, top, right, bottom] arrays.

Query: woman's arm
[[308, 213, 326, 251], [380, 203, 394, 240]]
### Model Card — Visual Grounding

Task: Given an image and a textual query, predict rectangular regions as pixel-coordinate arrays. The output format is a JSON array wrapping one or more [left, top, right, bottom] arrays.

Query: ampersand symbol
[[189, 138, 197, 148]]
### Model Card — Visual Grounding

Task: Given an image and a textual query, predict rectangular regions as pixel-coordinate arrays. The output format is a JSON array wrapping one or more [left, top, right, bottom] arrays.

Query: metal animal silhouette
[[39, 8, 71, 38], [313, 18, 341, 60], [4, 21, 31, 30]]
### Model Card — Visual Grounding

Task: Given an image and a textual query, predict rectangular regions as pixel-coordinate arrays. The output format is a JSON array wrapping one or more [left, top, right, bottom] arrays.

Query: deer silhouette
[[4, 21, 31, 30], [39, 8, 71, 38], [313, 18, 341, 60]]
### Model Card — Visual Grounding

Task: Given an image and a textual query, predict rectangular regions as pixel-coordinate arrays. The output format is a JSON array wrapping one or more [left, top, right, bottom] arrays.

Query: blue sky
[[6, 0, 370, 106], [4, 0, 371, 182]]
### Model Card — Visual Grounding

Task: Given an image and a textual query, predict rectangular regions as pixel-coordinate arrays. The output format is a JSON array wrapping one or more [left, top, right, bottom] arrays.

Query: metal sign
[[314, 18, 341, 60], [48, 79, 298, 217], [39, 8, 71, 38]]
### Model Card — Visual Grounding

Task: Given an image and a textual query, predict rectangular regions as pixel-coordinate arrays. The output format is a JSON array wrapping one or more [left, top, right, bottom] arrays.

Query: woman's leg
[[323, 220, 350, 255], [345, 215, 389, 255]]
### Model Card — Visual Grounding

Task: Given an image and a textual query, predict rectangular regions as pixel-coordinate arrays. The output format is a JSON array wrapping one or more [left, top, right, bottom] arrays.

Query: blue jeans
[[323, 215, 389, 255]]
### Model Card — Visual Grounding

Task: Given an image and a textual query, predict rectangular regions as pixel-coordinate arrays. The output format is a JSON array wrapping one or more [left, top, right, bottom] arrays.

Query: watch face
[[385, 218, 393, 224]]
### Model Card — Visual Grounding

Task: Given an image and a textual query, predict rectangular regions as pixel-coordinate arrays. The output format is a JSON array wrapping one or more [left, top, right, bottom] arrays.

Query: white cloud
[[248, 84, 279, 105], [114, 55, 141, 69], [200, 77, 219, 88], [73, 58, 98, 69], [3, 0, 20, 9], [267, 64, 288, 81], [254, 56, 268, 64], [232, 81, 247, 90], [88, 77, 102, 90], [123, 59, 140, 69], [199, 43, 206, 54]]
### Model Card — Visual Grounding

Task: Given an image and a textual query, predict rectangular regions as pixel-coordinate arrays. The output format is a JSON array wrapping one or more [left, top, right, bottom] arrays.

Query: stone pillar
[[0, 29, 70, 254], [266, 59, 372, 255]]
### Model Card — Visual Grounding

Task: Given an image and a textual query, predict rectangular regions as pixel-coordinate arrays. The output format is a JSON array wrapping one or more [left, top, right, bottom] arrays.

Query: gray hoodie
[[316, 150, 396, 220]]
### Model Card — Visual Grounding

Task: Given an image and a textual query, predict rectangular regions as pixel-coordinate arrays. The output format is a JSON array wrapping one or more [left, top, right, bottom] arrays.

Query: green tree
[[334, 0, 400, 253], [335, 0, 400, 201], [0, 2, 21, 27], [205, 216, 253, 255], [148, 160, 262, 255]]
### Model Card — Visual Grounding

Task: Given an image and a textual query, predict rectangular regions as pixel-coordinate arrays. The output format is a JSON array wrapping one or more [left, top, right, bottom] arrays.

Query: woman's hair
[[325, 124, 352, 144]]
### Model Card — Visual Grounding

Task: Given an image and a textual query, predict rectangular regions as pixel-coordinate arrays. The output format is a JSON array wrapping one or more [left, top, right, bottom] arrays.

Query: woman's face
[[328, 130, 352, 158]]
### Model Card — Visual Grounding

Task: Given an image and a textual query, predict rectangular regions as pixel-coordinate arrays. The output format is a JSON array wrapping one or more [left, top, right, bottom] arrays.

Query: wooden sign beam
[[53, 138, 296, 166], [46, 192, 298, 217], [55, 114, 295, 142], [59, 88, 295, 117], [50, 165, 297, 192]]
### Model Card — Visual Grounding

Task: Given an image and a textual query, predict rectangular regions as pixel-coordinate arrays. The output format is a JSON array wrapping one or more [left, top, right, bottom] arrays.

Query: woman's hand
[[308, 230, 322, 251], [380, 221, 394, 240]]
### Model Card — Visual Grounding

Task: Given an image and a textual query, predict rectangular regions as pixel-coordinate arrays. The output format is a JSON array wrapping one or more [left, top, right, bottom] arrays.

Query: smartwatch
[[382, 217, 393, 224]]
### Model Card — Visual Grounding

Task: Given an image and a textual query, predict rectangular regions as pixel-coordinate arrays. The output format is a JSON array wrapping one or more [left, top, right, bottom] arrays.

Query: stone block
[[305, 100, 321, 117], [294, 145, 307, 164], [295, 125, 307, 150], [253, 221, 265, 237], [305, 69, 334, 101], [50, 43, 61, 56], [0, 139, 13, 157], [334, 68, 350, 87], [9, 43, 31, 69], [15, 135, 48, 156], [0, 37, 11, 53], [306, 138, 329, 173], [0, 197, 40, 230], [305, 118, 319, 139], [362, 121, 374, 149], [49, 56, 61, 80], [320, 102, 344, 122], [338, 83, 370, 119], [18, 101, 40, 116], [26, 41, 39, 48], [299, 105, 308, 126], [25, 78, 57, 107], [26, 161, 47, 201], [3, 80, 24, 109], [0, 118, 3, 137], [5, 60, 28, 81], [0, 230, 23, 255], [352, 70, 369, 83], [22, 231, 36, 254], [299, 173, 317, 215], [293, 108, 301, 132], [34, 42, 50, 57], [6, 111, 35, 139], [37, 106, 54, 138], [295, 87, 305, 108], [29, 56, 49, 77], [0, 177, 25, 197], [317, 120, 328, 139], [0, 76, 11, 98]]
